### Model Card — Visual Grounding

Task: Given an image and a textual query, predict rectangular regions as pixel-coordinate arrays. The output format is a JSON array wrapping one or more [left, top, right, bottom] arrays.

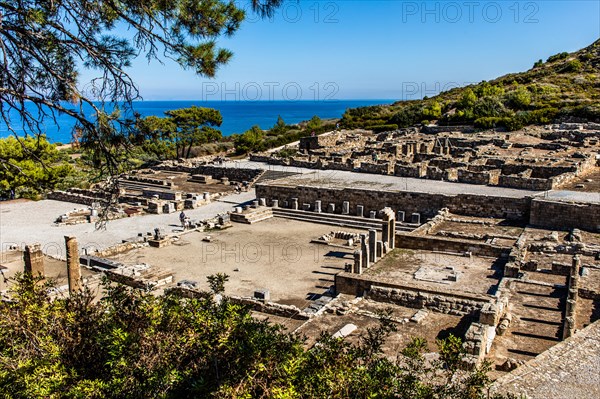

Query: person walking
[[179, 211, 187, 228]]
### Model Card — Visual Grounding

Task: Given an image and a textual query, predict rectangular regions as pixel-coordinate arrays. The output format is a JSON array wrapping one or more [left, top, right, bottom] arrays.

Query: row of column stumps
[[264, 198, 421, 224], [22, 237, 82, 295], [563, 255, 581, 340], [353, 207, 397, 275]]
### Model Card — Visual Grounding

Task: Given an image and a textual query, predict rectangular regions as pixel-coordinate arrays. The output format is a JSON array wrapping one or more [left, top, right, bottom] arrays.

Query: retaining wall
[[256, 184, 532, 221]]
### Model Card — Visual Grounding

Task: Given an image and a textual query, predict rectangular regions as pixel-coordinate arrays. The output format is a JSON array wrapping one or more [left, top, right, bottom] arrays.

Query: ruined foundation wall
[[530, 198, 600, 232], [335, 273, 489, 316], [396, 234, 509, 258]]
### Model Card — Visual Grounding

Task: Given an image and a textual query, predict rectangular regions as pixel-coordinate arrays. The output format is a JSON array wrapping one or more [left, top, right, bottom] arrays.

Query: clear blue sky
[[93, 0, 600, 101]]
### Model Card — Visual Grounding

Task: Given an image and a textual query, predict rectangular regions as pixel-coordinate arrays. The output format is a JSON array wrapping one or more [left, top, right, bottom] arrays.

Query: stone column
[[65, 236, 81, 294], [203, 192, 210, 201], [23, 243, 44, 277], [327, 203, 335, 213], [342, 201, 350, 215], [271, 199, 279, 208], [368, 229, 377, 263], [382, 220, 390, 249], [369, 211, 377, 219], [360, 234, 370, 269], [315, 200, 322, 213], [356, 205, 364, 218], [259, 198, 266, 206], [376, 241, 383, 258], [291, 198, 299, 210], [353, 250, 362, 274], [388, 210, 396, 250]]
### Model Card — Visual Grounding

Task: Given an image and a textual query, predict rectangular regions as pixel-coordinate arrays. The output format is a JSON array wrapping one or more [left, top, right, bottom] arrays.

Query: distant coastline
[[1, 100, 393, 143]]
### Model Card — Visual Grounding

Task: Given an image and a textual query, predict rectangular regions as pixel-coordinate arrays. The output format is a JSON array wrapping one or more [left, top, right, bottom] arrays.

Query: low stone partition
[[530, 198, 600, 232], [231, 296, 310, 320], [47, 190, 109, 206], [169, 287, 310, 320], [396, 234, 509, 258], [410, 208, 449, 236], [335, 273, 490, 316]]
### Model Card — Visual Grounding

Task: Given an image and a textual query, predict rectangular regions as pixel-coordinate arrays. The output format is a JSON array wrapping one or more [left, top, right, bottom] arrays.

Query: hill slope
[[342, 40, 600, 131]]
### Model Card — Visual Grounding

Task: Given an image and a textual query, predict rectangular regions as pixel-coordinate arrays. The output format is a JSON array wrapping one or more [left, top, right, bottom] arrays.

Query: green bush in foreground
[[0, 275, 514, 399]]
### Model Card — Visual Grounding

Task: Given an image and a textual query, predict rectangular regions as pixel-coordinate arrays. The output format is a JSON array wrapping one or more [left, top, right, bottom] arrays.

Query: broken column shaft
[[65, 236, 82, 294], [23, 243, 44, 277]]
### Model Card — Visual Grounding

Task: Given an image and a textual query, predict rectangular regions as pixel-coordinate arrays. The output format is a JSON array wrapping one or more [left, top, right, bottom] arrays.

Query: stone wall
[[394, 162, 427, 178], [47, 190, 107, 206], [344, 281, 489, 316], [396, 234, 509, 258], [157, 165, 263, 183], [256, 184, 532, 221], [457, 168, 501, 185], [358, 161, 393, 175], [530, 198, 600, 232], [498, 175, 553, 190]]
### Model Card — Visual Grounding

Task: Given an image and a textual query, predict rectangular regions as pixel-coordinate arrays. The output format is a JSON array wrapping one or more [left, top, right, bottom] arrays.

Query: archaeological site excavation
[[2, 122, 598, 397]]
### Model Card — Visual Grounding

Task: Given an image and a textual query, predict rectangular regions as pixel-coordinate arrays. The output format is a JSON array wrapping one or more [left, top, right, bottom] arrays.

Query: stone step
[[272, 208, 414, 232], [118, 179, 172, 192], [230, 208, 274, 224]]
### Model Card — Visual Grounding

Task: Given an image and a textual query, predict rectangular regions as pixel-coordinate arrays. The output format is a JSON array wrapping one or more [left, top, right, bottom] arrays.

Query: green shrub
[[368, 124, 398, 133], [457, 88, 477, 109], [547, 52, 569, 63], [562, 59, 583, 73], [473, 96, 506, 118], [505, 87, 532, 109], [474, 117, 505, 129]]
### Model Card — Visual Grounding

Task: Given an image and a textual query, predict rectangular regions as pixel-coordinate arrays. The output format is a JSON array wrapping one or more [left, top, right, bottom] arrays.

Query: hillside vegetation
[[342, 40, 600, 131], [0, 275, 513, 399]]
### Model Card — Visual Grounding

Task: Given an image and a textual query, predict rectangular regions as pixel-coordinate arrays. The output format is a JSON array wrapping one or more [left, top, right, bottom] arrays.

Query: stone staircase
[[117, 178, 173, 192], [506, 281, 566, 360], [230, 207, 274, 224], [272, 207, 415, 232]]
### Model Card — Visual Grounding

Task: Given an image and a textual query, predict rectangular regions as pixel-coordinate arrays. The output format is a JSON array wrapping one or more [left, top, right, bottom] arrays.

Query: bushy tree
[[136, 106, 222, 159], [306, 115, 323, 131], [233, 125, 265, 154], [458, 88, 478, 110], [474, 82, 505, 98], [0, 136, 74, 198], [505, 87, 532, 109]]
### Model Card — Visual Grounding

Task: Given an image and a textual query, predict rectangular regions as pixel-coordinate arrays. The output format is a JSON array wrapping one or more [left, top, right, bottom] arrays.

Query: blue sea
[[0, 100, 392, 143]]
